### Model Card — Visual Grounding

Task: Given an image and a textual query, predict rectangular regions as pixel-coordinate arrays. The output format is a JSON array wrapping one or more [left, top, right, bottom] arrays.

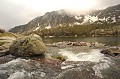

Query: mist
[[0, 0, 120, 31]]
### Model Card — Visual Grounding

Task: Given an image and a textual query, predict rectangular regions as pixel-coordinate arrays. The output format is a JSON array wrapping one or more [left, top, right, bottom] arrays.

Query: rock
[[100, 49, 115, 56], [56, 55, 66, 61], [0, 55, 15, 64], [2, 43, 12, 49], [0, 46, 9, 57], [109, 47, 120, 57], [100, 47, 120, 57], [9, 34, 46, 57], [0, 29, 5, 33], [0, 49, 9, 57], [0, 46, 5, 51]]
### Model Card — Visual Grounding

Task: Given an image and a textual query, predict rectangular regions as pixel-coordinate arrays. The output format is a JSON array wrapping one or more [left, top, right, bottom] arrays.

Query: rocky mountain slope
[[9, 4, 120, 34]]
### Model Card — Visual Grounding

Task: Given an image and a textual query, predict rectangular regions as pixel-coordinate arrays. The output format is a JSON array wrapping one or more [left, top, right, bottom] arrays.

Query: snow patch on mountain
[[59, 24, 62, 26], [74, 22, 81, 25], [33, 26, 40, 31], [81, 15, 98, 24], [75, 16, 82, 20], [45, 26, 51, 29], [38, 23, 40, 26], [111, 16, 116, 23], [99, 17, 106, 21]]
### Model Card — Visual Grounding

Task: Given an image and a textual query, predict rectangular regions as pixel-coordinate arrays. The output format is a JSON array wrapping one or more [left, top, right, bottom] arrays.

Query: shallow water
[[43, 37, 120, 46], [0, 49, 120, 79], [58, 49, 111, 62], [59, 49, 114, 78]]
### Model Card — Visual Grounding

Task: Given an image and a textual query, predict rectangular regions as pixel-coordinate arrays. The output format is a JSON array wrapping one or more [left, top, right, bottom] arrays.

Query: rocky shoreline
[[0, 33, 120, 79], [0, 33, 120, 64]]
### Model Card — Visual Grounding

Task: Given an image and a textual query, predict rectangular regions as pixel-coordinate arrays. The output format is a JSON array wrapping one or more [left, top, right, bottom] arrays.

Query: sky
[[0, 0, 120, 30]]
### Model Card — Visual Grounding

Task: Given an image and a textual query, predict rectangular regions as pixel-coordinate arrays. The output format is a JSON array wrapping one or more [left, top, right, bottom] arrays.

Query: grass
[[0, 42, 6, 46], [0, 32, 15, 37]]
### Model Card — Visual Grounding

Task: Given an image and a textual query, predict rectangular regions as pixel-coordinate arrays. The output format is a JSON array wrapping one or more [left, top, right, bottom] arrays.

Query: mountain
[[9, 4, 120, 34], [9, 10, 84, 33], [89, 4, 120, 23]]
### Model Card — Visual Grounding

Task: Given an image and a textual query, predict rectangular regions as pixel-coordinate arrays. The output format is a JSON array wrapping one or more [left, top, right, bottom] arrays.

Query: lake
[[43, 36, 120, 46]]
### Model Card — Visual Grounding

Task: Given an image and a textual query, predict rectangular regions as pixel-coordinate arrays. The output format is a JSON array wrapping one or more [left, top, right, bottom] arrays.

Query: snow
[[69, 23, 72, 26], [38, 23, 40, 26], [115, 10, 120, 11], [106, 16, 111, 22], [81, 15, 98, 24], [75, 16, 82, 20], [74, 22, 81, 25], [59, 24, 62, 26], [33, 27, 40, 31], [111, 16, 116, 23], [99, 17, 106, 21], [45, 26, 51, 29]]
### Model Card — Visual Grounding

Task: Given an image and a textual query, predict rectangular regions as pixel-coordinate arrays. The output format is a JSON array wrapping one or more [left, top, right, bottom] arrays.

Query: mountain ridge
[[9, 4, 120, 34]]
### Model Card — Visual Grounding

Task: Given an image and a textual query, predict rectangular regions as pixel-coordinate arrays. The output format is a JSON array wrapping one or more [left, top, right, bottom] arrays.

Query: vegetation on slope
[[26, 22, 120, 37]]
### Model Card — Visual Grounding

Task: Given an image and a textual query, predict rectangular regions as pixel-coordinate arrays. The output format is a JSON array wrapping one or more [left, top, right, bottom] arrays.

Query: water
[[58, 49, 111, 63], [43, 36, 120, 46], [57, 49, 119, 79], [59, 49, 113, 78], [0, 36, 120, 79], [59, 49, 120, 79], [0, 49, 119, 79]]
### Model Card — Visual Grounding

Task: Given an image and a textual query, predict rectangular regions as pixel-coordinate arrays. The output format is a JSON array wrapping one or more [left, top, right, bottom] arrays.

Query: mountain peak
[[9, 4, 120, 34]]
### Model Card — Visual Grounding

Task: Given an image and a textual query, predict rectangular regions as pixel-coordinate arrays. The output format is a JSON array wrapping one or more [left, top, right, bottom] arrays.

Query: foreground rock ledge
[[9, 34, 46, 57]]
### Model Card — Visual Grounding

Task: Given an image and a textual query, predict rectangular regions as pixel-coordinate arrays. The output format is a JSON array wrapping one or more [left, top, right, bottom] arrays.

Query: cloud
[[0, 0, 42, 30], [0, 0, 120, 30], [97, 0, 120, 9]]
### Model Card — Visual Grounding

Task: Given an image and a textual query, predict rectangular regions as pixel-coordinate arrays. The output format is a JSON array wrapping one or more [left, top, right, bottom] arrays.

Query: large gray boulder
[[9, 34, 46, 57]]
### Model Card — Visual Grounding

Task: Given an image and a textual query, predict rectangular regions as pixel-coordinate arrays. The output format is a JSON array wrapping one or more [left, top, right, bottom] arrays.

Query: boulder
[[100, 49, 115, 56], [100, 47, 120, 57], [9, 34, 46, 57], [0, 46, 9, 57], [0, 46, 5, 51]]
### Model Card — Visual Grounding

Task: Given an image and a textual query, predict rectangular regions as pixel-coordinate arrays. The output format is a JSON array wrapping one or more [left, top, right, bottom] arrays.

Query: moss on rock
[[9, 34, 46, 57]]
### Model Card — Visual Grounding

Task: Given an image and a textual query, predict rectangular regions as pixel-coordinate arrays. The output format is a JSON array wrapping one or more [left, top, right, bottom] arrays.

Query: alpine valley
[[0, 3, 120, 79], [9, 4, 120, 37]]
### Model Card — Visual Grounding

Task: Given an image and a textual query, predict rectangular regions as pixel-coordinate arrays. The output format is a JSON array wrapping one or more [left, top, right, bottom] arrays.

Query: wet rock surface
[[0, 42, 120, 79], [0, 46, 9, 57], [51, 41, 106, 47], [0, 55, 16, 64], [100, 46, 120, 57], [0, 56, 119, 79], [0, 58, 62, 79]]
